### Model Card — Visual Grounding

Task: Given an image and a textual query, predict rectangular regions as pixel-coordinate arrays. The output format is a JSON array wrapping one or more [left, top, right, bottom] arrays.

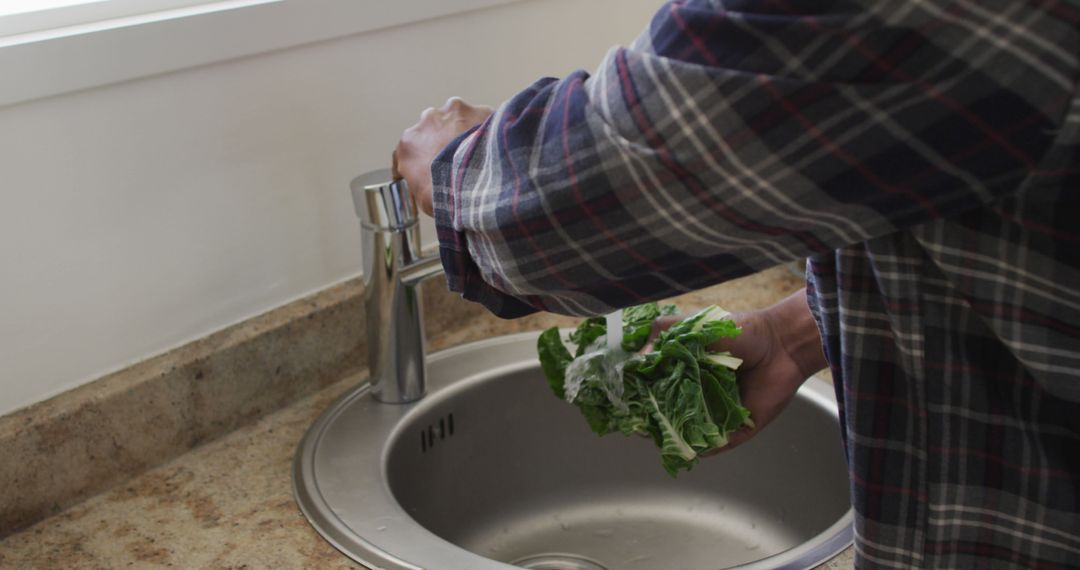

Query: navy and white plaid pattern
[[431, 1, 1080, 567]]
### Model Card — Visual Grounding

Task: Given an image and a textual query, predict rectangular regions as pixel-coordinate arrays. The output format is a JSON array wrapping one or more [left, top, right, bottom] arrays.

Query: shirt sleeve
[[431, 0, 1078, 318]]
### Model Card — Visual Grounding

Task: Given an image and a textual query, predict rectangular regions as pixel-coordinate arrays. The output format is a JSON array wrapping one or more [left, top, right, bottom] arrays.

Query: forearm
[[764, 288, 827, 379], [432, 1, 1071, 318]]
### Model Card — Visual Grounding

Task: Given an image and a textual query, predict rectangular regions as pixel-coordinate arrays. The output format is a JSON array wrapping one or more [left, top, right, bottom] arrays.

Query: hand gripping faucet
[[350, 169, 444, 404]]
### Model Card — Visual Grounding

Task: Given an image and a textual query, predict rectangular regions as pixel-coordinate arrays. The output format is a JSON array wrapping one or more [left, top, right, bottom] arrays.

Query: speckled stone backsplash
[[0, 268, 805, 550], [0, 277, 487, 539]]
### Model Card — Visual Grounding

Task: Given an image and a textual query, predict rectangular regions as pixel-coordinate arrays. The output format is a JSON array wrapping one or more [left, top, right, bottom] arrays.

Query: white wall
[[0, 0, 660, 415]]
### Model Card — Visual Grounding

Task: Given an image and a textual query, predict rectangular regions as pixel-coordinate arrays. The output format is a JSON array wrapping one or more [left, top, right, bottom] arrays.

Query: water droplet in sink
[[553, 514, 569, 531], [376, 526, 387, 531]]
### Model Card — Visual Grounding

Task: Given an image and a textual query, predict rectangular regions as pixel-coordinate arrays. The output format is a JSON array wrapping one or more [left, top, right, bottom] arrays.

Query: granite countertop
[[0, 267, 853, 569]]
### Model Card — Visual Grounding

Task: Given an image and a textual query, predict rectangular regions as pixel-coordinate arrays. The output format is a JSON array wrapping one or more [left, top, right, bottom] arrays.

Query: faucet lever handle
[[350, 169, 418, 230]]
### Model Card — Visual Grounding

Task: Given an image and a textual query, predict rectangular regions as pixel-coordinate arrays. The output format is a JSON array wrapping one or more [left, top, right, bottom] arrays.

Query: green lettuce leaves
[[537, 303, 750, 476]]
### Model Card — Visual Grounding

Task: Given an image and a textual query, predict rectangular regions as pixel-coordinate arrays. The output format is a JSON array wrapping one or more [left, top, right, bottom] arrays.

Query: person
[[393, 1, 1080, 568]]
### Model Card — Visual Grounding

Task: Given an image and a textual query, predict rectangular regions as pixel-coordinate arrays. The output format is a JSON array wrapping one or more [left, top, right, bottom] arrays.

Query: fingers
[[394, 97, 495, 218], [649, 315, 682, 338], [642, 314, 682, 352], [699, 426, 754, 457], [404, 98, 493, 141], [414, 97, 492, 125], [436, 96, 495, 125], [441, 96, 494, 114]]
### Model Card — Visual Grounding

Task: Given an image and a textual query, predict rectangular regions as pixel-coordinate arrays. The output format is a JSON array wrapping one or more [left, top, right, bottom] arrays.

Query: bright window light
[[0, 0, 221, 37], [0, 1, 109, 18]]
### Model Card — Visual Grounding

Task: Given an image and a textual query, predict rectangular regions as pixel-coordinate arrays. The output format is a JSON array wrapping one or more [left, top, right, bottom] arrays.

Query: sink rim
[[293, 331, 853, 570]]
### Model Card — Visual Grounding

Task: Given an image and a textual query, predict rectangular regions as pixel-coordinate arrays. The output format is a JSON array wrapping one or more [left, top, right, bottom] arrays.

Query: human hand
[[392, 97, 494, 216], [646, 289, 826, 454]]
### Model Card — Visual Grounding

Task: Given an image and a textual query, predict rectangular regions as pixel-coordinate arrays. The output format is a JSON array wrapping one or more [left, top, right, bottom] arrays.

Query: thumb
[[643, 314, 683, 353]]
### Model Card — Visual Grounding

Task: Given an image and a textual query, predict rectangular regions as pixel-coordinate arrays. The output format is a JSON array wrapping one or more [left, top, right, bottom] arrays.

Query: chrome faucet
[[350, 169, 444, 404]]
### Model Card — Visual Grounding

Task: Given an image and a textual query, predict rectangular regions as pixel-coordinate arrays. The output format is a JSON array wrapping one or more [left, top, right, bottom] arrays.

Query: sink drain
[[511, 553, 608, 570]]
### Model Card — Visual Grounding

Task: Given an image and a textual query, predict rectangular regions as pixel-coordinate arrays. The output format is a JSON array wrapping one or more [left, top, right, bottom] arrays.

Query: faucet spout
[[351, 170, 444, 404]]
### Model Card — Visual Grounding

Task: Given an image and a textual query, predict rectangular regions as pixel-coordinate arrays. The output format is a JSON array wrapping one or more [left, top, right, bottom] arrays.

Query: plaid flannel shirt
[[430, 1, 1080, 568]]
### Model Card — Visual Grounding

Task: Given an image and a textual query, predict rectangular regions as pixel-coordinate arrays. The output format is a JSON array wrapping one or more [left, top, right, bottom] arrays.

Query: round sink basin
[[293, 332, 852, 569]]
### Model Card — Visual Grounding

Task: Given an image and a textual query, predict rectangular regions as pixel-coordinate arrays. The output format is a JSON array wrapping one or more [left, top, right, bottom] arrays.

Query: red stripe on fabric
[[668, 1, 721, 66], [523, 293, 550, 313], [441, 124, 489, 300], [725, 83, 834, 151], [1032, 165, 1080, 178], [756, 76, 942, 217], [561, 77, 658, 272], [931, 446, 1080, 479], [614, 52, 706, 207], [770, 0, 1041, 169], [851, 470, 929, 501], [835, 272, 880, 297], [610, 52, 755, 280], [882, 299, 921, 313], [974, 303, 1080, 338], [976, 426, 1005, 565], [1042, 0, 1080, 23], [925, 362, 1040, 390], [613, 50, 827, 256], [869, 363, 897, 523], [498, 109, 581, 292], [613, 52, 750, 281], [451, 121, 492, 247], [850, 392, 926, 416], [927, 539, 1076, 570], [992, 206, 1080, 244], [897, 92, 1073, 192], [556, 77, 652, 299]]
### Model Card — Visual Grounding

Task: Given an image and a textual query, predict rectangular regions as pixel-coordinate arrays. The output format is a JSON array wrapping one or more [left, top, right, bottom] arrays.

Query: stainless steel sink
[[293, 331, 853, 570]]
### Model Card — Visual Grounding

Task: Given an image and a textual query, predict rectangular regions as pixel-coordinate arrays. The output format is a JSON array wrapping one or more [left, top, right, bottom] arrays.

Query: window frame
[[0, 0, 525, 108], [0, 0, 220, 35]]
